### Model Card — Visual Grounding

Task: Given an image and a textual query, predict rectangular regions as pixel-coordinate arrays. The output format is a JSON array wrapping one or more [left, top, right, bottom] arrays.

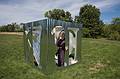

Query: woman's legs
[[58, 49, 64, 66]]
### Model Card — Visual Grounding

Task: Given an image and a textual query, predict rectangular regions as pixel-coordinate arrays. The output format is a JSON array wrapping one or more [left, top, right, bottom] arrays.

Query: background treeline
[[0, 23, 23, 32], [102, 18, 120, 41], [44, 4, 120, 41], [0, 4, 120, 41]]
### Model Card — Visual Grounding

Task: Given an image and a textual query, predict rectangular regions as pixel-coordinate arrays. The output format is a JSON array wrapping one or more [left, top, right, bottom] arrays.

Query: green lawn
[[0, 34, 120, 79]]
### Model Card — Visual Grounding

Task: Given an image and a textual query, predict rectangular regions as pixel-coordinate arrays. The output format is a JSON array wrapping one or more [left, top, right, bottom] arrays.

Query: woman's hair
[[59, 31, 65, 39]]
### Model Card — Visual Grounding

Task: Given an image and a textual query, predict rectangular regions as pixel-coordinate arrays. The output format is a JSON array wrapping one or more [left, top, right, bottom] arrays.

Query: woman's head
[[59, 31, 65, 39]]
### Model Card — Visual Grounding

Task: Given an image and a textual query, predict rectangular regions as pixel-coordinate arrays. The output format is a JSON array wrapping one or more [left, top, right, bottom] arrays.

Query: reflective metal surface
[[23, 19, 82, 74]]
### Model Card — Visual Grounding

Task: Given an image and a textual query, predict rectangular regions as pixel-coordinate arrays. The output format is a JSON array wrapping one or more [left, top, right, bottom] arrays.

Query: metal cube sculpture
[[23, 19, 82, 74]]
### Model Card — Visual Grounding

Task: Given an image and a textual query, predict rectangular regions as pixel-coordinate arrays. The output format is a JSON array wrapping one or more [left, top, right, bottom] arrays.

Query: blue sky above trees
[[0, 0, 120, 25]]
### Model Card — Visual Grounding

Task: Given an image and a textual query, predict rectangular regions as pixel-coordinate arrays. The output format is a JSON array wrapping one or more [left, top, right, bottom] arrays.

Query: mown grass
[[0, 34, 120, 79], [0, 34, 47, 79]]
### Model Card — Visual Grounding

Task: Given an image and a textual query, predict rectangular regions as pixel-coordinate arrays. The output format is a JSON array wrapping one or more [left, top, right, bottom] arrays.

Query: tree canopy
[[112, 17, 120, 25], [44, 9, 73, 22], [75, 4, 103, 38]]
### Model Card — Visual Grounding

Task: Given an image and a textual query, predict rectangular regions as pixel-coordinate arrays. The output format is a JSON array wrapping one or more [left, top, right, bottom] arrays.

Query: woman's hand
[[65, 46, 68, 51]]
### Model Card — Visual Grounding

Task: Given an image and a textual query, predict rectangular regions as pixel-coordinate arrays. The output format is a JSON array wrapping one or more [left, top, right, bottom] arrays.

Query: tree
[[44, 9, 73, 22], [101, 17, 120, 41], [75, 4, 103, 38], [112, 17, 120, 25]]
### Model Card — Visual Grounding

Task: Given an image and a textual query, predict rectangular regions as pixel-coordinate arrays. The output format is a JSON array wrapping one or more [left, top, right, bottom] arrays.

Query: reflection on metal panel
[[32, 25, 42, 66]]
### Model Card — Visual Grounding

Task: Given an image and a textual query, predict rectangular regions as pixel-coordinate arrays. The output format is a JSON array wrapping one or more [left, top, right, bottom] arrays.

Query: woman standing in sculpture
[[57, 30, 65, 66]]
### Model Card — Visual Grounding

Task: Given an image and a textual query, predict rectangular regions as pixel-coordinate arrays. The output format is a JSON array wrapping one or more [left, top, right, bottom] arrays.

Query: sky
[[0, 0, 120, 25]]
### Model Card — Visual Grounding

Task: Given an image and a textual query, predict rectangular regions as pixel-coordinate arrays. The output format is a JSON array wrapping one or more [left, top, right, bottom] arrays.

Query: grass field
[[0, 34, 120, 79]]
